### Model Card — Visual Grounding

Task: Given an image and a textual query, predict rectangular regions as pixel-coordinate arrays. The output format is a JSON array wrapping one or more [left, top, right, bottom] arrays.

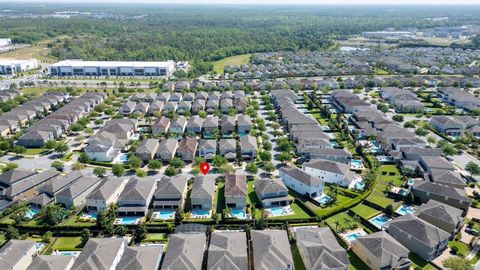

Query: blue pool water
[[321, 126, 331, 131], [81, 212, 97, 220], [354, 181, 365, 190], [117, 217, 139, 225], [270, 207, 286, 216], [231, 209, 247, 219], [396, 205, 416, 216], [316, 194, 333, 206], [351, 159, 363, 167], [377, 156, 394, 163], [25, 207, 41, 219], [129, 134, 140, 141], [191, 210, 210, 218], [155, 210, 175, 220], [115, 153, 129, 163], [408, 179, 415, 186], [370, 141, 381, 153], [346, 232, 363, 242], [56, 251, 80, 257], [329, 140, 340, 147], [398, 188, 409, 196], [35, 242, 45, 252], [369, 214, 391, 229]]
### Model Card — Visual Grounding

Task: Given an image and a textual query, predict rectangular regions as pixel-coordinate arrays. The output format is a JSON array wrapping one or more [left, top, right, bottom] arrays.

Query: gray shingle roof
[[154, 175, 188, 198], [415, 200, 463, 229], [413, 181, 470, 202], [255, 178, 288, 195], [87, 177, 125, 201], [207, 231, 248, 270], [251, 230, 294, 270], [303, 158, 351, 175], [71, 238, 125, 270], [0, 169, 36, 185], [56, 175, 99, 199], [0, 240, 36, 270], [279, 165, 323, 187], [27, 255, 75, 270], [388, 214, 450, 247], [191, 176, 215, 199], [117, 246, 163, 270], [161, 233, 206, 270], [118, 177, 157, 201], [225, 173, 247, 197]]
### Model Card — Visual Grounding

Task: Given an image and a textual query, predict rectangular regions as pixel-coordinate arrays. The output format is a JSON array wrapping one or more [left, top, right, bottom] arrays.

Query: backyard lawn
[[366, 165, 404, 209], [348, 251, 370, 270], [247, 179, 263, 219], [325, 212, 371, 233], [268, 201, 312, 220], [212, 54, 251, 74], [409, 253, 438, 270], [51, 237, 83, 251], [306, 192, 354, 217], [350, 204, 381, 220], [143, 233, 168, 243]]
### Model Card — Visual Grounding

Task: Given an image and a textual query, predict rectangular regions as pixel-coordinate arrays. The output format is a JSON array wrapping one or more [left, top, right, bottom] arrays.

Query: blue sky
[[8, 0, 480, 4]]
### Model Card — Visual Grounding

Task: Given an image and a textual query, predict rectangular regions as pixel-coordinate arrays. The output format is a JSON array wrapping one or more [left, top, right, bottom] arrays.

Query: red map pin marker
[[200, 162, 210, 175]]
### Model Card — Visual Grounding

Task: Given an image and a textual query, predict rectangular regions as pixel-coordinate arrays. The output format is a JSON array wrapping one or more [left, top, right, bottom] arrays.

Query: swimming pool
[[54, 251, 81, 257], [369, 214, 391, 230], [191, 210, 211, 219], [354, 181, 365, 190], [407, 179, 415, 186], [129, 134, 140, 141], [115, 217, 140, 225], [25, 207, 41, 219], [268, 206, 294, 217], [81, 211, 97, 220], [114, 153, 129, 164], [321, 126, 331, 131], [396, 205, 416, 216], [35, 242, 46, 252], [231, 209, 247, 219], [152, 210, 175, 220], [345, 232, 363, 242], [376, 156, 394, 163], [329, 140, 340, 147], [350, 159, 364, 170], [315, 194, 333, 206]]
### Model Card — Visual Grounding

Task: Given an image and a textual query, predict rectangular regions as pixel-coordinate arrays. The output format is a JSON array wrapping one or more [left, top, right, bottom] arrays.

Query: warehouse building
[[0, 59, 39, 75]]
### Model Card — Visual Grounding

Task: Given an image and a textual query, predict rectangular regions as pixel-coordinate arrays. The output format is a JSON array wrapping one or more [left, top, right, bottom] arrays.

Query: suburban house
[[161, 233, 207, 270], [0, 240, 37, 270], [176, 137, 198, 162], [380, 87, 424, 113], [30, 171, 84, 208], [177, 101, 192, 114], [86, 177, 127, 212], [186, 116, 204, 134], [331, 90, 371, 113], [117, 177, 157, 216], [192, 99, 206, 114], [0, 169, 59, 202], [419, 156, 456, 173], [351, 231, 411, 270], [412, 181, 470, 211], [55, 175, 100, 209], [71, 238, 126, 270], [237, 115, 252, 135], [148, 100, 164, 116], [219, 139, 237, 160], [251, 230, 294, 270], [198, 139, 217, 160], [386, 214, 450, 262], [152, 117, 170, 136], [429, 169, 466, 189], [303, 148, 353, 164], [415, 199, 464, 236], [135, 139, 160, 162], [153, 175, 188, 210], [120, 101, 136, 116], [224, 173, 247, 209], [163, 102, 178, 114], [133, 102, 150, 115], [279, 165, 324, 199], [207, 231, 248, 270], [156, 138, 178, 162], [169, 117, 187, 134], [296, 227, 350, 270], [254, 178, 290, 208], [190, 176, 215, 210], [117, 246, 163, 270], [221, 115, 236, 137], [239, 135, 258, 160], [27, 255, 75, 270], [431, 115, 480, 137], [203, 116, 219, 138], [302, 159, 355, 187]]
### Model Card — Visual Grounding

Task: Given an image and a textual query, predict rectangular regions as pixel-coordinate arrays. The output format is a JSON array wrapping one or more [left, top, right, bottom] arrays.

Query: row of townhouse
[[121, 90, 248, 116], [438, 87, 480, 112], [272, 89, 353, 164], [431, 115, 480, 137], [152, 114, 253, 137], [0, 92, 67, 138], [83, 118, 137, 162], [380, 87, 425, 113], [17, 92, 107, 147], [0, 89, 19, 102], [137, 134, 258, 163], [0, 237, 163, 270]]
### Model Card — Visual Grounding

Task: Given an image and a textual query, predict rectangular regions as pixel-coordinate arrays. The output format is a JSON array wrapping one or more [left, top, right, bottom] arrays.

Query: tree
[[385, 204, 394, 217], [93, 167, 107, 178], [414, 127, 429, 136], [2, 163, 18, 173], [441, 144, 457, 157], [465, 162, 480, 176], [427, 136, 437, 144], [128, 156, 142, 170], [134, 224, 148, 243], [147, 159, 162, 171], [54, 143, 69, 155], [112, 164, 125, 177], [262, 162, 275, 172], [165, 166, 177, 176], [392, 114, 404, 122], [80, 228, 92, 246], [442, 257, 473, 270], [170, 157, 186, 169], [6, 226, 19, 240], [51, 160, 65, 171], [39, 204, 67, 226], [136, 169, 147, 177], [12, 145, 26, 155], [42, 231, 53, 243], [279, 152, 292, 164], [174, 209, 184, 226], [213, 155, 228, 168], [78, 152, 90, 163], [262, 141, 272, 151], [403, 121, 416, 128], [246, 162, 258, 174], [259, 151, 272, 162], [115, 225, 127, 236]]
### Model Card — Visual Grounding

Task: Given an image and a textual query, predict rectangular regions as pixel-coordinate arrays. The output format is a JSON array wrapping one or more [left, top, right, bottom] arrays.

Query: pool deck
[[340, 228, 367, 244]]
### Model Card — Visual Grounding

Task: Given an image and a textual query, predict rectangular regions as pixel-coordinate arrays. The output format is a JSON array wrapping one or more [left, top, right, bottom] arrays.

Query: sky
[[8, 0, 480, 4]]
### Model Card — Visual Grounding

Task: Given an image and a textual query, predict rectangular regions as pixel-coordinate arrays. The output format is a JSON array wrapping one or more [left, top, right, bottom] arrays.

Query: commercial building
[[0, 59, 38, 75], [49, 60, 176, 78]]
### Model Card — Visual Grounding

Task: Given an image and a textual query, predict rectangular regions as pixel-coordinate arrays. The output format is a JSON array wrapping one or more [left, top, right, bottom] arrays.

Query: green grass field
[[212, 54, 251, 74], [144, 233, 168, 243], [348, 251, 370, 270], [350, 204, 381, 220], [366, 165, 404, 209], [51, 237, 83, 251], [291, 243, 307, 270]]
